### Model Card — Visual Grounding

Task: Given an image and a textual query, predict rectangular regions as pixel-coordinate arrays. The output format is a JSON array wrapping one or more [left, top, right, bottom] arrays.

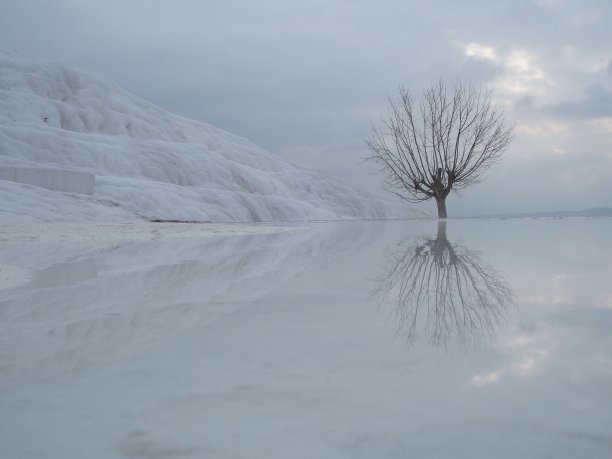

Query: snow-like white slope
[[0, 52, 427, 222]]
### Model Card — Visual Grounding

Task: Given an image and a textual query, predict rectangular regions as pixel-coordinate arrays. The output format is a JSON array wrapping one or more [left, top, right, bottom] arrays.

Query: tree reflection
[[374, 222, 514, 349]]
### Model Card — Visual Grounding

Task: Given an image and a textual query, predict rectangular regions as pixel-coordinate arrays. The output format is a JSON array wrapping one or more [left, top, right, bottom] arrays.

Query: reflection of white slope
[[30, 259, 98, 288], [0, 52, 427, 222], [0, 222, 379, 383]]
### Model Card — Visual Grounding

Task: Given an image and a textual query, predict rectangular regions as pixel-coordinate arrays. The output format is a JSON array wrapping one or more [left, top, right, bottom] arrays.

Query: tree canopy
[[366, 81, 514, 218]]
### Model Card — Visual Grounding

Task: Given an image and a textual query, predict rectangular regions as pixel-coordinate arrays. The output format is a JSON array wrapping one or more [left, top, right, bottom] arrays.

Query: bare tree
[[372, 222, 515, 349], [366, 81, 514, 218]]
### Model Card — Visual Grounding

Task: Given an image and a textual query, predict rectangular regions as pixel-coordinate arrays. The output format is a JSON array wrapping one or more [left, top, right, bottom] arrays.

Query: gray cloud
[[1, 0, 612, 215], [515, 95, 537, 112], [450, 152, 612, 216], [544, 85, 612, 119]]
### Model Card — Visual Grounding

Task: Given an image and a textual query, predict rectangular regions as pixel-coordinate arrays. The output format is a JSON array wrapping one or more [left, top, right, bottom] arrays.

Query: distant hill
[[469, 207, 612, 219]]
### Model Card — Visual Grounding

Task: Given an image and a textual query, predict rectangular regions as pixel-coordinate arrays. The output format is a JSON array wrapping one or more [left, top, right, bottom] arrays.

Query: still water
[[1, 219, 611, 458]]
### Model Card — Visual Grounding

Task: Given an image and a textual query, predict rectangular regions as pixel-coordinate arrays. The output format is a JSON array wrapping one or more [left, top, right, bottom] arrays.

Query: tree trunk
[[436, 220, 447, 240], [436, 196, 448, 219]]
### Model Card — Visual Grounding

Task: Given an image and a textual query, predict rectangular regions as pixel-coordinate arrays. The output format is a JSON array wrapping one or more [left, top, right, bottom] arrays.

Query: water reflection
[[30, 260, 98, 288], [374, 222, 515, 349], [0, 222, 379, 383]]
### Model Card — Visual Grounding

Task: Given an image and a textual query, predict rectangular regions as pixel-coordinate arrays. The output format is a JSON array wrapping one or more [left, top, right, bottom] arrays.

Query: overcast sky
[[2, 0, 611, 216]]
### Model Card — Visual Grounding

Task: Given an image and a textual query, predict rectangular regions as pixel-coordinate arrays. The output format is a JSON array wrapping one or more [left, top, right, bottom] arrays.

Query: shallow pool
[[1, 219, 611, 458]]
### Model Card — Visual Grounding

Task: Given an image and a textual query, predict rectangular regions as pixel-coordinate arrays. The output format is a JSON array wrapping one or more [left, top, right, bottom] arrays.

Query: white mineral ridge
[[0, 51, 427, 223]]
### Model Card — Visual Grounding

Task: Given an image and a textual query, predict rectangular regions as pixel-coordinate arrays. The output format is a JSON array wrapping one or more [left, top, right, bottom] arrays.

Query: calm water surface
[[1, 219, 611, 458]]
